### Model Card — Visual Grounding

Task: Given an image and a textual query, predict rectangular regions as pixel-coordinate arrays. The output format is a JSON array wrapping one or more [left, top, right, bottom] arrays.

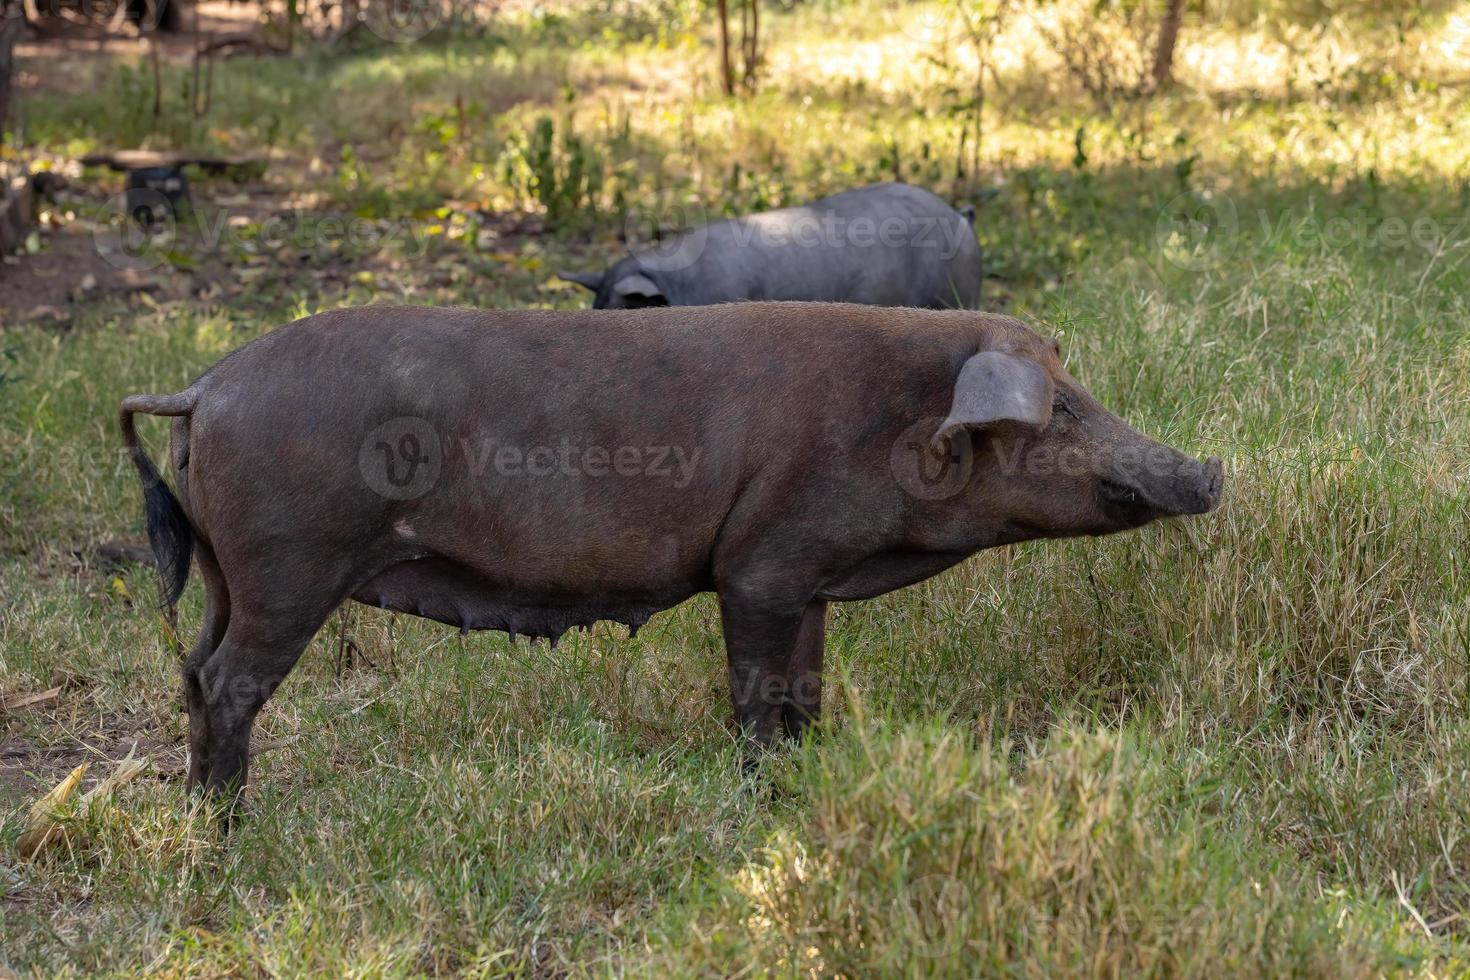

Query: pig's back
[[652, 185, 980, 307], [198, 303, 980, 414]]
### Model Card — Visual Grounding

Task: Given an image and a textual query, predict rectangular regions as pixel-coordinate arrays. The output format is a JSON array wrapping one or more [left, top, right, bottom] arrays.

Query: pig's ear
[[935, 351, 1054, 444], [611, 273, 667, 306], [558, 271, 604, 292]]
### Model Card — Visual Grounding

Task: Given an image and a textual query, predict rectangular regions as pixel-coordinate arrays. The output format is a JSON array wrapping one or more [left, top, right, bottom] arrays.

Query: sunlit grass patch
[[651, 720, 1452, 976]]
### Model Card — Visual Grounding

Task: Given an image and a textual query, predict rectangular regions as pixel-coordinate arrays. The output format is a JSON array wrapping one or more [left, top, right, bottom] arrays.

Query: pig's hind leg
[[186, 553, 352, 801], [182, 539, 230, 789]]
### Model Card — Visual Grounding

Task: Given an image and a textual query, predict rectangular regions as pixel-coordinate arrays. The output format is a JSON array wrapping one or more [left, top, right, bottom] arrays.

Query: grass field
[[2, 1, 1470, 974]]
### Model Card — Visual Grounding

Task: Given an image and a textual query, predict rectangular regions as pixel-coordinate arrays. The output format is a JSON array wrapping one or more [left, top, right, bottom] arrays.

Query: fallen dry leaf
[[0, 686, 62, 711]]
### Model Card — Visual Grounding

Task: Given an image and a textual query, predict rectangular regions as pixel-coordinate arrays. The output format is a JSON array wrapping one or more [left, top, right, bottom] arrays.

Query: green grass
[[3, 0, 1470, 974]]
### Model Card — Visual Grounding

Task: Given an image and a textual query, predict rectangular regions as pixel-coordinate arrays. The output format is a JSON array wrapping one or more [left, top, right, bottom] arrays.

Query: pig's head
[[929, 323, 1223, 540], [558, 258, 669, 309]]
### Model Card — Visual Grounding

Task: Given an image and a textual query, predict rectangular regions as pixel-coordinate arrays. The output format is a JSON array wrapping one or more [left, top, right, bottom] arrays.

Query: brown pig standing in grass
[[119, 303, 1223, 801]]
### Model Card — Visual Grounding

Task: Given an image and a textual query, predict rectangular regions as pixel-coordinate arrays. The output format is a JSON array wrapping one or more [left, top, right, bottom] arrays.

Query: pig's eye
[[1053, 395, 1080, 421]]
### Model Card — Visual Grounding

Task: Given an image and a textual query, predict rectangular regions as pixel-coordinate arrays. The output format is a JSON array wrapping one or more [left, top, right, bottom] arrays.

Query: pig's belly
[[351, 557, 696, 643]]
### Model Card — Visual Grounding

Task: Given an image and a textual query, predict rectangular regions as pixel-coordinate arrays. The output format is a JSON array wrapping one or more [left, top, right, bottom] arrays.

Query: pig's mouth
[[1099, 456, 1224, 525]]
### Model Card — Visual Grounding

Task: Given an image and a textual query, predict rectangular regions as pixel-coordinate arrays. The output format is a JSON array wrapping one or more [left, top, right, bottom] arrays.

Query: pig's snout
[[1197, 456, 1225, 513], [1100, 451, 1224, 523], [1160, 453, 1225, 516]]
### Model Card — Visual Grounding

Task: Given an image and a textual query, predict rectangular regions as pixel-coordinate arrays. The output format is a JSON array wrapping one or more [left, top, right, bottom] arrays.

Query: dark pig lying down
[[558, 182, 983, 309], [119, 303, 1223, 799]]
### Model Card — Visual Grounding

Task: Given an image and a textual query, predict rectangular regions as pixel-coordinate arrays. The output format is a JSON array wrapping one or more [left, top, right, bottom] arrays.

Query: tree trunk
[[1150, 0, 1184, 90], [0, 0, 19, 139], [742, 0, 759, 89], [0, 0, 31, 262], [716, 0, 734, 96]]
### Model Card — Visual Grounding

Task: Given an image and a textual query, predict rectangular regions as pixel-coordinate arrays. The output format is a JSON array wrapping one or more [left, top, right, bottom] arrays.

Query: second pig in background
[[559, 181, 983, 310]]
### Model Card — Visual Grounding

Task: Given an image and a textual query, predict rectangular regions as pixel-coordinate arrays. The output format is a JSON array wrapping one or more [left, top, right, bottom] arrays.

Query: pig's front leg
[[718, 589, 813, 750], [782, 600, 827, 740]]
